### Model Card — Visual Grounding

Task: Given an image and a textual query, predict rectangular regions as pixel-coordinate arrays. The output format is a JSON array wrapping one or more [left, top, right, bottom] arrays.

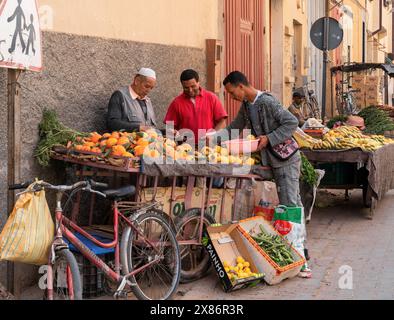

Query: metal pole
[[321, 17, 329, 120], [7, 69, 22, 296]]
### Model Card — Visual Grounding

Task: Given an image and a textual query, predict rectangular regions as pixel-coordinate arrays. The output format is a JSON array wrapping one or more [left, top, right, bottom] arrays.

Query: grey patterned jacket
[[219, 92, 300, 168]]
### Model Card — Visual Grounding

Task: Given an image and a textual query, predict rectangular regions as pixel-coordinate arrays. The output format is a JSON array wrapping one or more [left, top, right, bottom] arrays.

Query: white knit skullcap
[[137, 67, 156, 80]]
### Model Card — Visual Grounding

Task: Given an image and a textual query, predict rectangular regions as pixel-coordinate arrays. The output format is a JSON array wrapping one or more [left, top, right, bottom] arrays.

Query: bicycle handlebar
[[9, 179, 108, 194], [8, 181, 33, 190]]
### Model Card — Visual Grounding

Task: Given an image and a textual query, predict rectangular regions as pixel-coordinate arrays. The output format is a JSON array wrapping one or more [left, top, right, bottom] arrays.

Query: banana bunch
[[311, 125, 394, 152], [293, 128, 321, 149], [324, 126, 365, 139]]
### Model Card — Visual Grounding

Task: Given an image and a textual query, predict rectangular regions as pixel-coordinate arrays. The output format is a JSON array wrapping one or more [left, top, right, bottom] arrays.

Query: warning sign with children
[[0, 0, 42, 71]]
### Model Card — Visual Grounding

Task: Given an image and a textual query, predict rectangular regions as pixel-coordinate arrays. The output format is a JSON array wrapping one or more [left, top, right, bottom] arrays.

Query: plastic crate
[[316, 162, 357, 186], [75, 254, 110, 299], [236, 217, 305, 285]]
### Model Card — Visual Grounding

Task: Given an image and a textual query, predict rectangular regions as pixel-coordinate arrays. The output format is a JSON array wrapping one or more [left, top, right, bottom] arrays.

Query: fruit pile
[[311, 126, 394, 152], [69, 129, 161, 158], [294, 126, 394, 152], [69, 130, 258, 165], [198, 146, 256, 165], [223, 256, 258, 282]]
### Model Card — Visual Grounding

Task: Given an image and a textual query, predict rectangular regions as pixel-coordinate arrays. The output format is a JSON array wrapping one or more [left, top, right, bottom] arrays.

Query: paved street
[[19, 189, 394, 300], [176, 189, 394, 300]]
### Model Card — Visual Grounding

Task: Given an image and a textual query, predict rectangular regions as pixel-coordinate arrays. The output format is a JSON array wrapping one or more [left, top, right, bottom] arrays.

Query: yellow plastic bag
[[0, 184, 55, 265]]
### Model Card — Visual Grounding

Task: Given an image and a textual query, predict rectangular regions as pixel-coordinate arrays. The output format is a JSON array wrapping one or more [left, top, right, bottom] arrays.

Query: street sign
[[0, 0, 42, 72], [310, 17, 343, 51], [309, 17, 343, 121]]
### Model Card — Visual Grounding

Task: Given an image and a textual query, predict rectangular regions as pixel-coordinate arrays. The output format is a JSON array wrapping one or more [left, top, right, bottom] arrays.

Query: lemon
[[243, 262, 250, 268], [236, 256, 245, 264]]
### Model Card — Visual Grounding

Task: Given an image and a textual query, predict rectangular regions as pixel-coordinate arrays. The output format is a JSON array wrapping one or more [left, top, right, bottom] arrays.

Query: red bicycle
[[11, 179, 181, 300]]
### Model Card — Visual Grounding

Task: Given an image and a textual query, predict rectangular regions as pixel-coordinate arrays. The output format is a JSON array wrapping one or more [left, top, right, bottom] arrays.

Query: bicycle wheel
[[120, 209, 180, 300], [310, 97, 321, 119], [174, 208, 216, 283], [46, 249, 82, 300]]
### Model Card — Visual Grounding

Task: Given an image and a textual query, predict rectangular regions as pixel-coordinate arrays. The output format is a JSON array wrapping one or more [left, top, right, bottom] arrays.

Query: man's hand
[[257, 135, 269, 151]]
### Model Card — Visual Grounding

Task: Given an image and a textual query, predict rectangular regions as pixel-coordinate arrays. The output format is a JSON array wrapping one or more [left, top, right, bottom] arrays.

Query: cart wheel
[[174, 208, 216, 283]]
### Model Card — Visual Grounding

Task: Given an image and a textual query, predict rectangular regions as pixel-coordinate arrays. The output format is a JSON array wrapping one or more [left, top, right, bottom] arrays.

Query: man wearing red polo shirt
[[164, 69, 228, 143]]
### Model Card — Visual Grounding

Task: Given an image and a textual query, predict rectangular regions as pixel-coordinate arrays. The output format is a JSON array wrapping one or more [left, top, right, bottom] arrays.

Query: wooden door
[[224, 0, 265, 122]]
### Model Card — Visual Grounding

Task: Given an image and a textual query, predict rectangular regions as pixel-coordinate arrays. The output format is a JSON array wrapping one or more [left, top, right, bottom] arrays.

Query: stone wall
[[0, 30, 206, 293]]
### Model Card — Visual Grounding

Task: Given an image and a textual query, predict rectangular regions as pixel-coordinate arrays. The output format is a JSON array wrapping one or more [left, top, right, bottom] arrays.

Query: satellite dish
[[310, 17, 343, 51]]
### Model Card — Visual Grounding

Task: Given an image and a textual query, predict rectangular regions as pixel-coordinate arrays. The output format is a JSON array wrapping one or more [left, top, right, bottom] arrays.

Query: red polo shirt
[[164, 88, 228, 142]]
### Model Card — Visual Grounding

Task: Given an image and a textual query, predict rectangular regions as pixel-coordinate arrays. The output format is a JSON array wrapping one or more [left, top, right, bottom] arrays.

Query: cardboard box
[[236, 217, 305, 285], [141, 187, 235, 224], [202, 223, 265, 292], [365, 75, 379, 85]]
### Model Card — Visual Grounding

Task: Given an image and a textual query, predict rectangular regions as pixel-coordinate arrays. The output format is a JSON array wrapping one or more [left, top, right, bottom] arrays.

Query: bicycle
[[335, 81, 360, 116], [10, 179, 181, 300], [295, 83, 322, 120]]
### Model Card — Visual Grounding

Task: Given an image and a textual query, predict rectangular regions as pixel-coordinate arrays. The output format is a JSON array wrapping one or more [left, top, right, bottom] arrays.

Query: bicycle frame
[[46, 191, 162, 300]]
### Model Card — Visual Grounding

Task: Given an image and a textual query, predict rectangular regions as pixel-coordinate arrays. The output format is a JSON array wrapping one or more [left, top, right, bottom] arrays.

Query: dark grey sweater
[[106, 86, 157, 132], [218, 92, 300, 168]]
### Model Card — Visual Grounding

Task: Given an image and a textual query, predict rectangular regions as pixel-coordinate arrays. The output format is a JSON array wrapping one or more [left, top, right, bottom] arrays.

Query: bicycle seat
[[103, 186, 136, 200]]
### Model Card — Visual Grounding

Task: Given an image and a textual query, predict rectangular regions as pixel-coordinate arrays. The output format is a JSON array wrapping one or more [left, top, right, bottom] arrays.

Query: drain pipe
[[371, 0, 383, 36]]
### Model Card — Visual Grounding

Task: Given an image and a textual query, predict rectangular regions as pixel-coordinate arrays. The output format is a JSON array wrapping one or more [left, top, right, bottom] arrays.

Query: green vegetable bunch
[[35, 109, 87, 167], [301, 152, 318, 186], [359, 106, 394, 135], [251, 225, 295, 267]]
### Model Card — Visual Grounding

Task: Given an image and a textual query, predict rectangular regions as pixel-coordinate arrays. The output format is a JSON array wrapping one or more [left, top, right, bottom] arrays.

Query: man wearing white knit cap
[[107, 67, 157, 132]]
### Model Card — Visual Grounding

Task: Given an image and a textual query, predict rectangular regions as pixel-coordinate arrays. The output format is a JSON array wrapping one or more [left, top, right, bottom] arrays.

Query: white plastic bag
[[272, 205, 309, 271]]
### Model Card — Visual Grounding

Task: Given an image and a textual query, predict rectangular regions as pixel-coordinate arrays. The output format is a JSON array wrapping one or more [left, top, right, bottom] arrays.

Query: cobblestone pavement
[[19, 189, 394, 300]]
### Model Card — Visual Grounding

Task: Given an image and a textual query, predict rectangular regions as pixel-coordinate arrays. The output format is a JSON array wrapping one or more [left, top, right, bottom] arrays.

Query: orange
[[75, 145, 84, 151], [110, 132, 120, 139], [91, 147, 102, 154], [117, 137, 130, 146], [106, 138, 118, 147], [83, 142, 96, 148], [102, 133, 111, 138], [134, 145, 146, 157], [111, 151, 123, 157], [112, 145, 127, 154], [137, 138, 150, 147], [90, 133, 102, 143]]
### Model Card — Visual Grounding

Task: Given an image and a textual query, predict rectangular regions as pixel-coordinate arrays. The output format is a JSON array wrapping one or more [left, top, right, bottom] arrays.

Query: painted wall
[[271, 0, 309, 106], [37, 0, 221, 49], [0, 0, 224, 294]]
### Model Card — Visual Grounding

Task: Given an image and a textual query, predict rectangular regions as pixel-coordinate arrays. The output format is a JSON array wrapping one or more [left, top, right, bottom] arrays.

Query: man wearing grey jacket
[[215, 71, 311, 278], [106, 68, 157, 132], [219, 71, 302, 208]]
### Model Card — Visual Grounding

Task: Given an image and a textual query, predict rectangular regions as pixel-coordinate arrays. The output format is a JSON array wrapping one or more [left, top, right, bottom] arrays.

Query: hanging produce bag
[[0, 183, 54, 265]]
